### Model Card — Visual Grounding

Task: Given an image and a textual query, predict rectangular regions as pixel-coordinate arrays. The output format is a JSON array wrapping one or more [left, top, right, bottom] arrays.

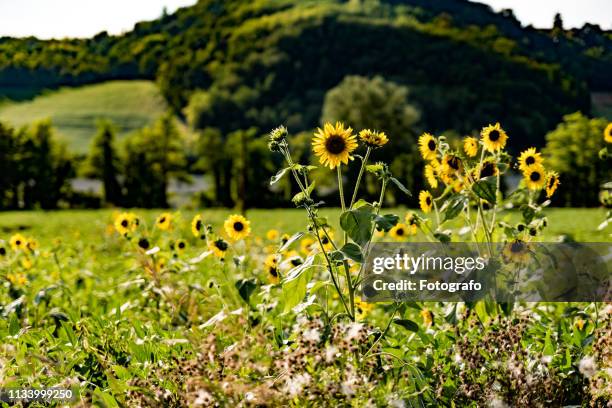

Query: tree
[[86, 120, 123, 206], [553, 12, 564, 30], [321, 75, 422, 202], [544, 112, 610, 206]]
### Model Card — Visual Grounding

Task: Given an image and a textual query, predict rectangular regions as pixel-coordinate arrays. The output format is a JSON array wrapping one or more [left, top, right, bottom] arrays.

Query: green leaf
[[278, 231, 304, 252], [270, 167, 290, 185], [390, 177, 412, 196], [472, 177, 497, 204], [434, 231, 451, 243], [442, 194, 468, 222], [374, 214, 399, 232], [339, 243, 364, 263], [235, 278, 257, 303], [340, 206, 374, 246], [281, 256, 315, 313], [393, 318, 419, 332]]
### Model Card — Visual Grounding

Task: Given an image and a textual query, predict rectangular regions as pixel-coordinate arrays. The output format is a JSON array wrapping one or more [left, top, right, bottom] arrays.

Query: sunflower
[[355, 297, 374, 320], [9, 234, 26, 251], [318, 230, 335, 251], [359, 129, 389, 148], [481, 123, 508, 152], [266, 229, 279, 241], [418, 133, 437, 161], [25, 238, 38, 253], [517, 147, 543, 172], [389, 223, 409, 240], [264, 254, 280, 284], [176, 239, 187, 254], [545, 171, 560, 198], [191, 214, 205, 239], [300, 237, 316, 255], [156, 212, 172, 231], [424, 164, 438, 189], [312, 122, 358, 169], [502, 240, 531, 264], [441, 154, 463, 177], [209, 238, 229, 258], [463, 137, 478, 158], [523, 166, 546, 190], [280, 233, 290, 247], [405, 212, 419, 235], [224, 214, 251, 241], [605, 123, 612, 143], [0, 246, 6, 256], [420, 309, 433, 327], [477, 160, 498, 179], [137, 237, 150, 250], [7, 272, 27, 287], [419, 191, 433, 213], [114, 212, 137, 236]]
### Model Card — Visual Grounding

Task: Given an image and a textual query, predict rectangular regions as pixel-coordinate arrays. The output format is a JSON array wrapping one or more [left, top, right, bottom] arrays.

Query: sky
[[0, 0, 609, 39]]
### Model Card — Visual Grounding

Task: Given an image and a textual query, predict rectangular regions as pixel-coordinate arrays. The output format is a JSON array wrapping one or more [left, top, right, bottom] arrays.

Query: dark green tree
[[86, 120, 123, 206]]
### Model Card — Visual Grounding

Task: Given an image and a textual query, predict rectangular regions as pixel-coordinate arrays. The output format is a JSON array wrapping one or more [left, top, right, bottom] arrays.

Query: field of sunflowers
[[0, 122, 611, 406]]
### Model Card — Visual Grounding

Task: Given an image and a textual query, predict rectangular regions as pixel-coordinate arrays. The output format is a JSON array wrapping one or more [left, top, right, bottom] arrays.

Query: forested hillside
[[0, 0, 610, 150]]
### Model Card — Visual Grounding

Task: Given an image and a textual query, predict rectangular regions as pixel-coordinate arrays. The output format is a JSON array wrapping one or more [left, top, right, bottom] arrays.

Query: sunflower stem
[[349, 147, 371, 210], [337, 165, 346, 212]]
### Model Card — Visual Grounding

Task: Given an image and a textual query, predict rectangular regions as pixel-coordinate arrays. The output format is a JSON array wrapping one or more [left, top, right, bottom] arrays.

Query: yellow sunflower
[[545, 171, 560, 198], [191, 214, 205, 239], [209, 239, 229, 258], [480, 123, 508, 152], [266, 229, 280, 241], [355, 297, 374, 320], [418, 133, 437, 161], [405, 212, 419, 235], [419, 191, 433, 213], [477, 160, 498, 179], [114, 212, 138, 236], [605, 123, 612, 143], [389, 223, 409, 240], [420, 309, 433, 327], [156, 212, 172, 231], [517, 147, 543, 172], [300, 237, 316, 255], [175, 239, 187, 254], [224, 214, 251, 241], [424, 163, 438, 189], [523, 165, 546, 190], [359, 129, 389, 148], [502, 240, 531, 264], [463, 137, 478, 158], [312, 122, 358, 169], [9, 234, 26, 251], [7, 272, 27, 287], [264, 254, 280, 284], [318, 230, 335, 252], [441, 154, 463, 177]]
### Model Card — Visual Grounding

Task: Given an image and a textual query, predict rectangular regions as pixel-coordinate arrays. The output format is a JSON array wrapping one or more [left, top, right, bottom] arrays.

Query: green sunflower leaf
[[270, 167, 290, 185], [340, 206, 374, 246], [442, 194, 468, 222], [393, 318, 419, 332], [278, 231, 304, 253], [472, 177, 497, 204], [374, 214, 399, 232], [339, 243, 364, 263], [390, 177, 412, 196]]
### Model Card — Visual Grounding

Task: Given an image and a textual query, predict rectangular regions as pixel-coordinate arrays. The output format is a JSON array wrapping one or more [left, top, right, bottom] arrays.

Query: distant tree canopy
[[85, 121, 123, 206], [544, 112, 610, 207]]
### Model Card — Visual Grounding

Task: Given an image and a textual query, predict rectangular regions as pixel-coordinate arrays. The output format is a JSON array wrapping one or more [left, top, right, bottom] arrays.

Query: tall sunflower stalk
[[268, 124, 401, 322]]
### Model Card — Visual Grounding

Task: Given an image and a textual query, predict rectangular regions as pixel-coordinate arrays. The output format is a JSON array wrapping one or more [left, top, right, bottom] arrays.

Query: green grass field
[[0, 80, 168, 153], [0, 207, 608, 244]]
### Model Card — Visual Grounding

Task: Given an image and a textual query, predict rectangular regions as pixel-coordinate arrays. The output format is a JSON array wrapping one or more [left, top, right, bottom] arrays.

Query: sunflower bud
[[268, 140, 281, 152], [270, 126, 288, 142]]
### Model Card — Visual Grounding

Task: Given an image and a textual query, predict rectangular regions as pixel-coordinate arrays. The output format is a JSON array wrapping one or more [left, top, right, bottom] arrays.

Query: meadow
[[0, 206, 610, 406]]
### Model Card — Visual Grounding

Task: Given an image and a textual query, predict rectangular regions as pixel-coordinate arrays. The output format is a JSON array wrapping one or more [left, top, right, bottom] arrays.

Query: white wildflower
[[579, 356, 597, 378]]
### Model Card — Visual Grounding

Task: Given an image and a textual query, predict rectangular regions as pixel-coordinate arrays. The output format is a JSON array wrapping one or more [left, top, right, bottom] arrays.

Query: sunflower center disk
[[489, 130, 500, 141], [428, 140, 436, 151], [234, 222, 244, 231], [530, 172, 540, 181], [325, 135, 347, 155], [526, 156, 535, 165]]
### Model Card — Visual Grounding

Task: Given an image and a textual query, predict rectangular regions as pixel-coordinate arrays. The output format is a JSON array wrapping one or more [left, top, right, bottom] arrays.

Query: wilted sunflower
[[477, 160, 498, 179], [441, 154, 463, 177], [424, 164, 438, 189], [605, 123, 612, 143], [545, 171, 560, 198], [9, 234, 26, 251], [156, 213, 172, 231], [463, 137, 478, 158], [389, 223, 409, 240], [418, 133, 437, 161], [266, 229, 279, 241], [264, 254, 280, 284], [359, 129, 388, 148], [523, 166, 546, 190], [405, 212, 419, 235], [481, 123, 508, 152], [224, 214, 251, 241], [502, 240, 531, 264], [517, 147, 543, 172], [419, 191, 433, 213], [312, 122, 358, 169], [191, 214, 205, 239], [209, 238, 229, 258]]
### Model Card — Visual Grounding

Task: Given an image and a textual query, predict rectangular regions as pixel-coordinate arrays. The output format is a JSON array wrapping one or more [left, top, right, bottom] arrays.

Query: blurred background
[[0, 0, 610, 210]]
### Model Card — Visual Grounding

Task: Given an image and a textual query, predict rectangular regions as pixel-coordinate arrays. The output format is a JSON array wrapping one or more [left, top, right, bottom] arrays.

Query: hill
[[0, 80, 167, 153], [0, 0, 610, 151]]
